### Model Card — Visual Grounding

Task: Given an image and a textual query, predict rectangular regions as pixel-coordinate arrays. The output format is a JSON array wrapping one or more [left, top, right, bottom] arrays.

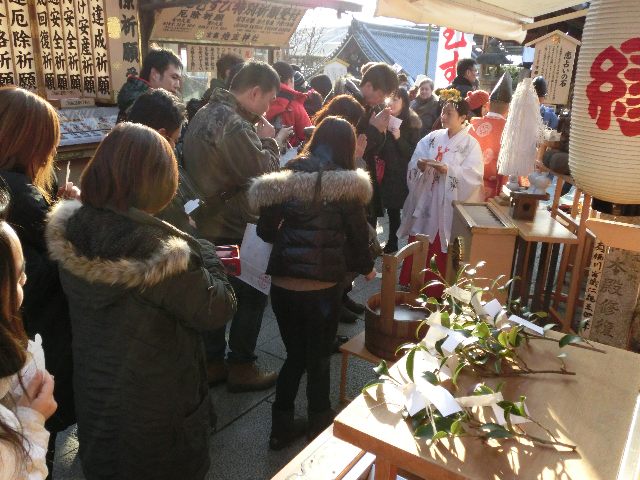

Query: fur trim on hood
[[248, 167, 372, 210], [46, 200, 191, 289]]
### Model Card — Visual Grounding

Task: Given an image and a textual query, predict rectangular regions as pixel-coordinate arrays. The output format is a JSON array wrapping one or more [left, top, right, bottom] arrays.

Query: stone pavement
[[54, 215, 406, 480]]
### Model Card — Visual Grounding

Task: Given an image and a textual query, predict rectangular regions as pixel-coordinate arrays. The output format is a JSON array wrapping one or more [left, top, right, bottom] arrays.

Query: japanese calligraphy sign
[[151, 0, 306, 48], [0, 0, 16, 87], [568, 0, 640, 205], [7, 0, 37, 91], [187, 45, 253, 74], [434, 27, 473, 89], [103, 0, 141, 101], [528, 31, 580, 105]]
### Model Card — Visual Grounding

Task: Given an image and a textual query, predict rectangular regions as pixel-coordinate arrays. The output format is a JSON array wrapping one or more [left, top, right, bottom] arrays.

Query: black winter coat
[[46, 200, 237, 480], [448, 76, 475, 99], [250, 157, 374, 282], [379, 110, 422, 210], [0, 170, 76, 433], [356, 105, 387, 220]]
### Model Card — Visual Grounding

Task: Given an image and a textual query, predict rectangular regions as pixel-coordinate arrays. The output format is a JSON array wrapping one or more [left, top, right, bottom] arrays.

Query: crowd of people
[[0, 45, 562, 479]]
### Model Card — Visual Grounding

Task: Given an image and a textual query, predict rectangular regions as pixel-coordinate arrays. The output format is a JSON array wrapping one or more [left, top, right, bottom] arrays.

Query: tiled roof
[[333, 19, 440, 81]]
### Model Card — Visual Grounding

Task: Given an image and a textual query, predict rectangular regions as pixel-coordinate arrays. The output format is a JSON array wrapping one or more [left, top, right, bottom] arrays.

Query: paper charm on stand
[[498, 78, 544, 179], [569, 0, 640, 205]]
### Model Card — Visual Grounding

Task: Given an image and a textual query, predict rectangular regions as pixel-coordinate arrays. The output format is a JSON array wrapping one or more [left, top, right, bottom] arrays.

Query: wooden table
[[334, 337, 640, 479], [489, 198, 577, 315], [339, 331, 392, 405]]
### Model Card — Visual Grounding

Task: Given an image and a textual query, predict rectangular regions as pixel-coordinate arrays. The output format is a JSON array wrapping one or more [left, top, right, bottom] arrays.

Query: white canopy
[[375, 0, 585, 43]]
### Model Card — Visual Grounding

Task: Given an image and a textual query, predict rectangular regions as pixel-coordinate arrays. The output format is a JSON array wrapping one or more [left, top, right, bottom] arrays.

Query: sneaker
[[343, 296, 365, 315], [206, 359, 228, 386], [339, 305, 359, 324], [227, 361, 278, 393]]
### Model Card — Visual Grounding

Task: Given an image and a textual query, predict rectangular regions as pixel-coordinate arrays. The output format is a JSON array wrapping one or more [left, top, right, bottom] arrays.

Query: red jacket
[[266, 83, 312, 146]]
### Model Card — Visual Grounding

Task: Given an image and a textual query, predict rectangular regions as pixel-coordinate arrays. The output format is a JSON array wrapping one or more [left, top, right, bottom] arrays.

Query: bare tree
[[285, 25, 327, 76]]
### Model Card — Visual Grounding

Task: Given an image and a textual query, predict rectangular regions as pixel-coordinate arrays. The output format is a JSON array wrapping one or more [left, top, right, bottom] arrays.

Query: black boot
[[343, 295, 366, 315], [307, 409, 336, 441], [269, 406, 307, 451]]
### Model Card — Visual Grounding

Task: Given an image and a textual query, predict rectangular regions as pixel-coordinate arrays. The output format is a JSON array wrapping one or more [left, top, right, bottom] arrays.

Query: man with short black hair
[[117, 46, 182, 122], [447, 58, 478, 98], [183, 61, 292, 392], [266, 61, 312, 146]]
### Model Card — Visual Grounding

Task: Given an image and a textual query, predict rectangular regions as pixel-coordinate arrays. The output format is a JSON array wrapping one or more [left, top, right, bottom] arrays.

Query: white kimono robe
[[398, 128, 484, 253]]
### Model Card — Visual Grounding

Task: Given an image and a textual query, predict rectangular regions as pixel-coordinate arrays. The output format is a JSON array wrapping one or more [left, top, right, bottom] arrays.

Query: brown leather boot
[[227, 362, 278, 393], [206, 360, 228, 386]]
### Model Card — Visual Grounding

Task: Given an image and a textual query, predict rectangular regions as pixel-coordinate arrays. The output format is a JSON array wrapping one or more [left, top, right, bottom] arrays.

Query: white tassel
[[498, 78, 544, 176]]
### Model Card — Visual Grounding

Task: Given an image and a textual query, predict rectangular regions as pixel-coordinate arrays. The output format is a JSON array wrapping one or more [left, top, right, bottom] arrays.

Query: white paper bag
[[238, 224, 272, 294]]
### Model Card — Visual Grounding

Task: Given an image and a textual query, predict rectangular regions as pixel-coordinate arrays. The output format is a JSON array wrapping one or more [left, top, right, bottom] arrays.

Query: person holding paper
[[378, 87, 422, 253], [398, 90, 483, 295], [0, 190, 58, 480], [46, 123, 236, 480], [183, 61, 292, 391], [0, 86, 78, 474], [249, 116, 375, 451]]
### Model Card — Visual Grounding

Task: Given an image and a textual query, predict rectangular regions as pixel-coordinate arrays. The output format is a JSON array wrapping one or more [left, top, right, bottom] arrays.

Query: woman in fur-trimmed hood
[[249, 116, 375, 450], [45, 124, 236, 480]]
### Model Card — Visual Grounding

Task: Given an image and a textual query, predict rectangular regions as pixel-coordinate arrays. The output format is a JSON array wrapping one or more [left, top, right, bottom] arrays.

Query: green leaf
[[432, 430, 449, 441], [423, 371, 440, 385], [452, 361, 467, 387], [362, 379, 384, 395], [473, 383, 495, 396], [507, 326, 520, 347], [493, 359, 502, 374], [495, 381, 505, 392], [426, 297, 440, 305], [532, 311, 548, 318], [435, 337, 446, 357], [440, 311, 450, 328], [395, 342, 416, 354], [450, 419, 464, 435], [414, 424, 435, 438], [484, 428, 514, 439], [559, 334, 584, 348], [406, 348, 416, 382], [374, 359, 389, 376], [479, 422, 504, 432], [497, 331, 509, 348], [429, 255, 440, 276], [473, 322, 491, 339], [490, 274, 506, 290]]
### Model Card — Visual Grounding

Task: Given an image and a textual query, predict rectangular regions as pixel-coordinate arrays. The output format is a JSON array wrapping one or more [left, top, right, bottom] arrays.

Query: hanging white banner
[[434, 27, 474, 89]]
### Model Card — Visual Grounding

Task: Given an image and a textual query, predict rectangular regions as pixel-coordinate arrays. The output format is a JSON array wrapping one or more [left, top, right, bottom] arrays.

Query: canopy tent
[[375, 0, 587, 43]]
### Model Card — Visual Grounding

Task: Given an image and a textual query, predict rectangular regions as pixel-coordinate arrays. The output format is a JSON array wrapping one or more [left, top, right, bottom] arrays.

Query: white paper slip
[[508, 314, 545, 336], [445, 285, 472, 304], [457, 392, 504, 408], [441, 330, 478, 353], [470, 291, 485, 315], [387, 115, 403, 132], [279, 146, 298, 167], [422, 323, 449, 349], [184, 199, 200, 215], [413, 349, 452, 380], [403, 383, 428, 416], [492, 403, 531, 425], [417, 381, 462, 417], [483, 299, 503, 318], [426, 311, 441, 326]]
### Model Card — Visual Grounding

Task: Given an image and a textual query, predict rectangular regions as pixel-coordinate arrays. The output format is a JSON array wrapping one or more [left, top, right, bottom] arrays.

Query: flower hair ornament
[[435, 88, 462, 103]]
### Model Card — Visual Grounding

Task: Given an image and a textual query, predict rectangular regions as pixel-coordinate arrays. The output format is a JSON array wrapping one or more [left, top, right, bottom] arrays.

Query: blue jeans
[[204, 276, 268, 364]]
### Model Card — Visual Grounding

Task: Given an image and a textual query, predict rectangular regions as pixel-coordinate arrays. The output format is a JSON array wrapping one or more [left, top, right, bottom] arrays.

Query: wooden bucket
[[364, 234, 430, 361]]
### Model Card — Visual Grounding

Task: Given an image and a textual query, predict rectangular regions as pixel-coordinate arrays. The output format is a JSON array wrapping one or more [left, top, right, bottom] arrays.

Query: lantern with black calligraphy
[[569, 0, 640, 214]]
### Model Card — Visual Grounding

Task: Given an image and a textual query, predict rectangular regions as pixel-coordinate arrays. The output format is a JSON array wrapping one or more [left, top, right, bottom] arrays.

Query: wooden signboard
[[187, 45, 253, 74], [151, 0, 306, 48], [1, 0, 139, 102], [527, 30, 580, 106]]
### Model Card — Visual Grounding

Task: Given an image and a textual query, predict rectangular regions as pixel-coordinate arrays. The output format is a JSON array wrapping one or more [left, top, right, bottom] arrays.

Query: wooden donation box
[[447, 202, 518, 301]]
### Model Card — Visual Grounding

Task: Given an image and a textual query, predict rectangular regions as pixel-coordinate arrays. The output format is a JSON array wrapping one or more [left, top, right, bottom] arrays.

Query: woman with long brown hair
[[46, 123, 236, 479], [0, 188, 58, 479], [0, 86, 77, 474], [249, 116, 375, 450]]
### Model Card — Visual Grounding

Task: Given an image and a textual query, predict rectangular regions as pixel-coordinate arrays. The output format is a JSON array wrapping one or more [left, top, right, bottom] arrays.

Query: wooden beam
[[522, 8, 588, 31], [139, 0, 363, 12]]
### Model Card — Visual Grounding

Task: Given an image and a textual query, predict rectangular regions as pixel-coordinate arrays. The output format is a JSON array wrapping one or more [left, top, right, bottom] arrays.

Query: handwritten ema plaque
[[526, 30, 580, 106]]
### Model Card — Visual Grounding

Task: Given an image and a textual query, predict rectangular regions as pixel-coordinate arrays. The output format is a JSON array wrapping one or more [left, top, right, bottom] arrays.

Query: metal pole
[[425, 24, 432, 75]]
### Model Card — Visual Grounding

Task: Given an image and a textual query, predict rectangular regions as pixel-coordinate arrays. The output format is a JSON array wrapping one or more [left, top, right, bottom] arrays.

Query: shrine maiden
[[398, 91, 483, 290]]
